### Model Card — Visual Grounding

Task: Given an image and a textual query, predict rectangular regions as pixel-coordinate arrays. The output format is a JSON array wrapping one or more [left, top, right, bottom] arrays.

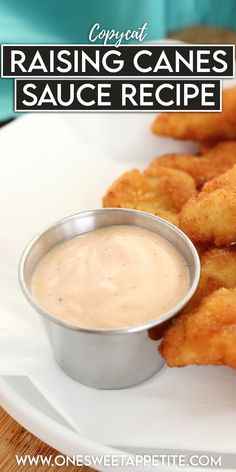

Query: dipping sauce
[[31, 225, 190, 329]]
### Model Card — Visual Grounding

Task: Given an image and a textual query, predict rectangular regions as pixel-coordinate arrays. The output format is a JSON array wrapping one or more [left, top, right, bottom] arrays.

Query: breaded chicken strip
[[203, 140, 236, 177], [103, 168, 196, 226], [159, 288, 236, 368], [180, 166, 236, 246], [152, 86, 236, 142], [146, 153, 204, 188], [182, 248, 236, 313], [103, 169, 178, 226], [146, 140, 236, 189]]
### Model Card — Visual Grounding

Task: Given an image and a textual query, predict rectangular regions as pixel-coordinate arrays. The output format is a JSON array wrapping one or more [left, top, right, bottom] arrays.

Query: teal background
[[0, 0, 236, 120]]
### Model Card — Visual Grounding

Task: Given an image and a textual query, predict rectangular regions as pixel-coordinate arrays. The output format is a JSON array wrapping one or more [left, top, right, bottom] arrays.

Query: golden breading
[[103, 169, 179, 226], [151, 86, 236, 142], [146, 153, 204, 189], [179, 166, 236, 246], [182, 248, 236, 313], [159, 288, 236, 369], [203, 140, 236, 177], [144, 166, 197, 211], [146, 140, 236, 189], [103, 167, 196, 226]]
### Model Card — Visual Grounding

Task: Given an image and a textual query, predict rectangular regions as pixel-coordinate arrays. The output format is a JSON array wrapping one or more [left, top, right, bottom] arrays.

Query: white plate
[[0, 100, 236, 471]]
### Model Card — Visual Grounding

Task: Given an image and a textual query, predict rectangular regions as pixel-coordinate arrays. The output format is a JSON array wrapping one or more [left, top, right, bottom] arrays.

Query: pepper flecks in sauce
[[31, 225, 190, 329]]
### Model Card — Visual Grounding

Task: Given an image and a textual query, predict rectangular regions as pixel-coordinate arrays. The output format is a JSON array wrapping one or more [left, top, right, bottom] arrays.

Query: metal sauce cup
[[19, 209, 200, 389]]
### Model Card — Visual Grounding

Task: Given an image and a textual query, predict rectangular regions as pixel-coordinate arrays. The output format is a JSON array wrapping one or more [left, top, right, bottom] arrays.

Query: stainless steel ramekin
[[19, 209, 200, 389]]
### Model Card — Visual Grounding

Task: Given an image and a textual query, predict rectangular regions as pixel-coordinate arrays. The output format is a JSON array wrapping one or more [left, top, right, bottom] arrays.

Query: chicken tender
[[146, 140, 236, 189], [183, 248, 236, 313], [146, 153, 205, 189], [203, 140, 236, 177], [159, 288, 236, 368], [103, 167, 196, 226], [180, 166, 236, 246], [152, 86, 236, 142]]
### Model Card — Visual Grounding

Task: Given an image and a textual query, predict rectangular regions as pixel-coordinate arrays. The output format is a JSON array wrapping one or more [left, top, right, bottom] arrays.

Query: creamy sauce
[[31, 225, 190, 329]]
